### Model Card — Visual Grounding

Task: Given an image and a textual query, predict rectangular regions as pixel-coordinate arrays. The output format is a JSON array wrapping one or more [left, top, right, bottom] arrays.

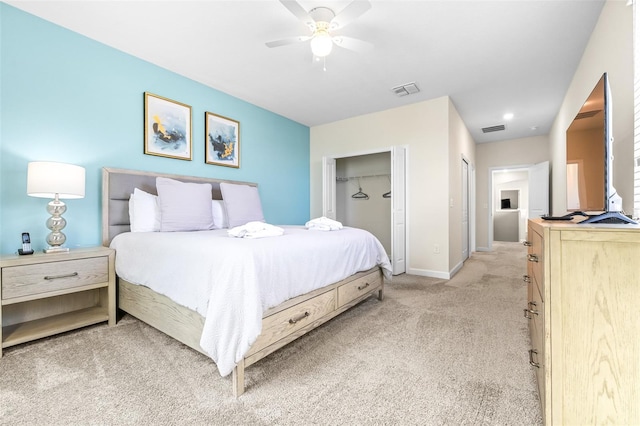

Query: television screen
[[566, 73, 635, 224], [566, 76, 606, 212], [501, 199, 511, 209]]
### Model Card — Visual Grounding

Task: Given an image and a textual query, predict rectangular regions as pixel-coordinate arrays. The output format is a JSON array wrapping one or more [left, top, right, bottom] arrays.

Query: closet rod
[[336, 173, 390, 182]]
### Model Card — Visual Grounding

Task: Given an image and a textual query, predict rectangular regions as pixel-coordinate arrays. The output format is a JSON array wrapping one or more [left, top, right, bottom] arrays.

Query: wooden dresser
[[525, 219, 640, 425]]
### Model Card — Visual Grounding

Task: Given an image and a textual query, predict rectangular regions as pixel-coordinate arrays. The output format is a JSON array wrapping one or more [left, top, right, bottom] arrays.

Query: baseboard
[[407, 268, 450, 280], [449, 260, 464, 278], [475, 246, 490, 252]]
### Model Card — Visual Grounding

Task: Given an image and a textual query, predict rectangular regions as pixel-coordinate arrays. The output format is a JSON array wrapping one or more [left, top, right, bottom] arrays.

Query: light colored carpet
[[0, 242, 542, 425]]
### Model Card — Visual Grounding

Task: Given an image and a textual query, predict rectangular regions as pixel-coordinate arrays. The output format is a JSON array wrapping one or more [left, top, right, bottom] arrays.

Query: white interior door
[[322, 157, 336, 220], [528, 161, 549, 218], [391, 146, 406, 275], [461, 158, 469, 261]]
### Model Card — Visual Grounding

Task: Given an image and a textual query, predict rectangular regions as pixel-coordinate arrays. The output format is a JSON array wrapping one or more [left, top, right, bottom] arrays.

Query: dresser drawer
[[1, 256, 109, 300], [528, 286, 543, 360], [528, 229, 544, 302], [247, 289, 336, 357], [337, 270, 382, 307]]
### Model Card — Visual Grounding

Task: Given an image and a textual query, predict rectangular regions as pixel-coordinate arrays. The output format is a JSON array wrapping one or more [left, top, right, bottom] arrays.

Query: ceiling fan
[[266, 0, 373, 59]]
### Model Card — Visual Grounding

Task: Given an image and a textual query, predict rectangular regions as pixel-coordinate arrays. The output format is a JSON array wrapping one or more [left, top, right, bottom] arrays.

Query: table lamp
[[27, 161, 86, 253]]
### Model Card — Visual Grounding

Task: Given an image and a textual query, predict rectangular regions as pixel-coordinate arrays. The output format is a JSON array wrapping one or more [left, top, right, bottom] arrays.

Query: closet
[[335, 152, 391, 255]]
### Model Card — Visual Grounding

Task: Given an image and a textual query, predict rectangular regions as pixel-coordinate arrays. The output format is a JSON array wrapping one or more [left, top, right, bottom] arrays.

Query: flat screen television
[[566, 73, 636, 224]]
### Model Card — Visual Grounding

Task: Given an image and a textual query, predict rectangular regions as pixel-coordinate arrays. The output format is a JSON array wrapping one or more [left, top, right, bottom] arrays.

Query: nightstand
[[0, 246, 115, 357]]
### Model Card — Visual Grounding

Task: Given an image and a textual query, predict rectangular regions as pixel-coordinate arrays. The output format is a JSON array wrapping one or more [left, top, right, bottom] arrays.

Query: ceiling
[[7, 0, 605, 143]]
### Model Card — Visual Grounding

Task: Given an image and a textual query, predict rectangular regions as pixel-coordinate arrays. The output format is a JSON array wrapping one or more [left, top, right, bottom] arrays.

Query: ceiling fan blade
[[333, 36, 373, 53], [330, 0, 372, 30], [279, 0, 316, 31], [265, 36, 310, 48]]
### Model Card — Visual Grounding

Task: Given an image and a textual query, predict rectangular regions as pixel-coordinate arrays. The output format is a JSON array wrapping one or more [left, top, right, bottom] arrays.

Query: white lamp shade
[[27, 161, 86, 199], [310, 32, 333, 57]]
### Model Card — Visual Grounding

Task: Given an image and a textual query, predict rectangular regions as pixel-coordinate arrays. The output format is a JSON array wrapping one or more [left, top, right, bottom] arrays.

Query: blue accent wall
[[0, 4, 310, 254]]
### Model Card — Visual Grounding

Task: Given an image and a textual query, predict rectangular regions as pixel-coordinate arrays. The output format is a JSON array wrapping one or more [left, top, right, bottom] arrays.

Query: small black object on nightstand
[[18, 232, 34, 255]]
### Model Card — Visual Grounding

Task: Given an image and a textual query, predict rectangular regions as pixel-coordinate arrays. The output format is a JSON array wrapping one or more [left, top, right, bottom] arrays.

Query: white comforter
[[110, 226, 391, 376]]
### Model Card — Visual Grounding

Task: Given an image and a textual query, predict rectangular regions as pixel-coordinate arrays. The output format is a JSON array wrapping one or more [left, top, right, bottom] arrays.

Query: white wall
[[311, 97, 452, 277], [311, 96, 475, 278], [475, 135, 550, 250], [448, 100, 476, 274], [550, 0, 633, 215]]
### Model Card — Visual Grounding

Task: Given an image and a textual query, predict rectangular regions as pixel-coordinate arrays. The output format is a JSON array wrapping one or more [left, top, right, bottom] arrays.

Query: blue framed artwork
[[144, 92, 192, 160], [205, 111, 240, 168]]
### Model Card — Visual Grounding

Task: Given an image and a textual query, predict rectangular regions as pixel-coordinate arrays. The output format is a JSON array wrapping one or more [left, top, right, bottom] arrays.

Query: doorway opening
[[323, 146, 407, 275], [491, 168, 529, 243], [488, 161, 549, 250]]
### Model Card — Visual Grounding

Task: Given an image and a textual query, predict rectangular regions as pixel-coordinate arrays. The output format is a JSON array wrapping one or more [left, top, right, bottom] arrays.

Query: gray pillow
[[220, 182, 264, 228], [156, 177, 214, 231]]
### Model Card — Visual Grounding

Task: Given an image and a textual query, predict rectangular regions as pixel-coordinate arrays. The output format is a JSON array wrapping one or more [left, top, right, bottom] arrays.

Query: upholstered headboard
[[101, 167, 257, 246]]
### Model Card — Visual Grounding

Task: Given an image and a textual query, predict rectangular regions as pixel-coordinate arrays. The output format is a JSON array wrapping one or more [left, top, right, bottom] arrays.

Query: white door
[[391, 146, 407, 275], [461, 158, 469, 261], [322, 157, 336, 220], [528, 161, 549, 218]]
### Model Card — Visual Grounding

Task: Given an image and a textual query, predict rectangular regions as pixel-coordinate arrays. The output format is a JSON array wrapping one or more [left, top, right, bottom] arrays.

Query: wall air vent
[[481, 124, 506, 133], [575, 110, 601, 120], [392, 82, 420, 97]]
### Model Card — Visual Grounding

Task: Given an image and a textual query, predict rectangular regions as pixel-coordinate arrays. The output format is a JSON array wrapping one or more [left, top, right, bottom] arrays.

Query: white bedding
[[110, 226, 391, 376]]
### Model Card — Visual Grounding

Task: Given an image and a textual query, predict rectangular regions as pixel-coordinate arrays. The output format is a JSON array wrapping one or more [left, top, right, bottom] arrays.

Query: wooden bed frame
[[101, 167, 384, 397]]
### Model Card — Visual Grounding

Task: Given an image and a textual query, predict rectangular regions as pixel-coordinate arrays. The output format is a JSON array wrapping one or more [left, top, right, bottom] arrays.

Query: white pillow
[[129, 188, 161, 232], [156, 177, 215, 232], [220, 182, 264, 228], [211, 199, 229, 229]]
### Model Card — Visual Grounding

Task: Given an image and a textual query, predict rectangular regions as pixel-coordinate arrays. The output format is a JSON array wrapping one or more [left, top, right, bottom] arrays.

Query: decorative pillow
[[211, 199, 229, 229], [129, 188, 161, 232], [156, 177, 214, 232], [220, 182, 265, 228]]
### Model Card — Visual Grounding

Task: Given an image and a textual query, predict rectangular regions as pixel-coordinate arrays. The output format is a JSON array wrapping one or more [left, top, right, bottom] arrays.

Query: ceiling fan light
[[311, 32, 333, 57]]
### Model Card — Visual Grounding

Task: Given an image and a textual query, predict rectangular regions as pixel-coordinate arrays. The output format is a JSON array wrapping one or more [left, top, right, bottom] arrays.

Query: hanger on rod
[[352, 178, 369, 200], [382, 176, 391, 198]]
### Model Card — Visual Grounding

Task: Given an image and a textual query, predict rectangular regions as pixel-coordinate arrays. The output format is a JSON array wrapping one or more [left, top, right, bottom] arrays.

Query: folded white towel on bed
[[228, 221, 284, 239], [305, 216, 343, 231]]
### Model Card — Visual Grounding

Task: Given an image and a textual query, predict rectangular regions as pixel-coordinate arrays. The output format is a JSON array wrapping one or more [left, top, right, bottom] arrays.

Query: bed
[[101, 167, 391, 396]]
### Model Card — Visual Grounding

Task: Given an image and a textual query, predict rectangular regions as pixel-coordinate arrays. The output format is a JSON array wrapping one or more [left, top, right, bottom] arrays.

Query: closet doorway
[[336, 152, 391, 254], [322, 146, 407, 275]]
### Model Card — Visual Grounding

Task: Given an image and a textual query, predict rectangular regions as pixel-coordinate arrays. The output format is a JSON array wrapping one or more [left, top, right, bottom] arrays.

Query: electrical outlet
[[434, 244, 440, 254]]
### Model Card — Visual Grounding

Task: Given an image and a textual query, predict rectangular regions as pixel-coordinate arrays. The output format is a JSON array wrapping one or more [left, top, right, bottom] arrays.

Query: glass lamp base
[[44, 246, 70, 254]]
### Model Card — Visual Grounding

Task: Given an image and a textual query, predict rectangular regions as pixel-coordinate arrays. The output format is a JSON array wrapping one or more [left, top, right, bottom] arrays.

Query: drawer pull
[[44, 272, 79, 281], [523, 302, 539, 319], [523, 275, 531, 283], [523, 241, 532, 247], [357, 282, 370, 291], [527, 254, 539, 263], [288, 311, 310, 325], [528, 349, 540, 368]]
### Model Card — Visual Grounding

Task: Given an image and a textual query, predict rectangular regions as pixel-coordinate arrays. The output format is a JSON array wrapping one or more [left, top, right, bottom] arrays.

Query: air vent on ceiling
[[481, 124, 506, 133], [392, 82, 420, 97], [575, 110, 602, 120]]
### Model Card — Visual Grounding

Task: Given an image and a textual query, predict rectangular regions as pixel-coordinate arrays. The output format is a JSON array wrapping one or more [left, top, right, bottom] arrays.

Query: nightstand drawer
[[1, 257, 108, 300]]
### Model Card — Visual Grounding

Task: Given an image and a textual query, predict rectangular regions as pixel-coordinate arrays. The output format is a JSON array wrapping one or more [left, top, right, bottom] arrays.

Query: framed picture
[[205, 112, 240, 168], [144, 92, 192, 160]]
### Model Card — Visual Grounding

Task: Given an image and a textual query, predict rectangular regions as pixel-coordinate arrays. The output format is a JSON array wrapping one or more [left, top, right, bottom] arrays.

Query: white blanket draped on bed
[[110, 226, 391, 377]]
